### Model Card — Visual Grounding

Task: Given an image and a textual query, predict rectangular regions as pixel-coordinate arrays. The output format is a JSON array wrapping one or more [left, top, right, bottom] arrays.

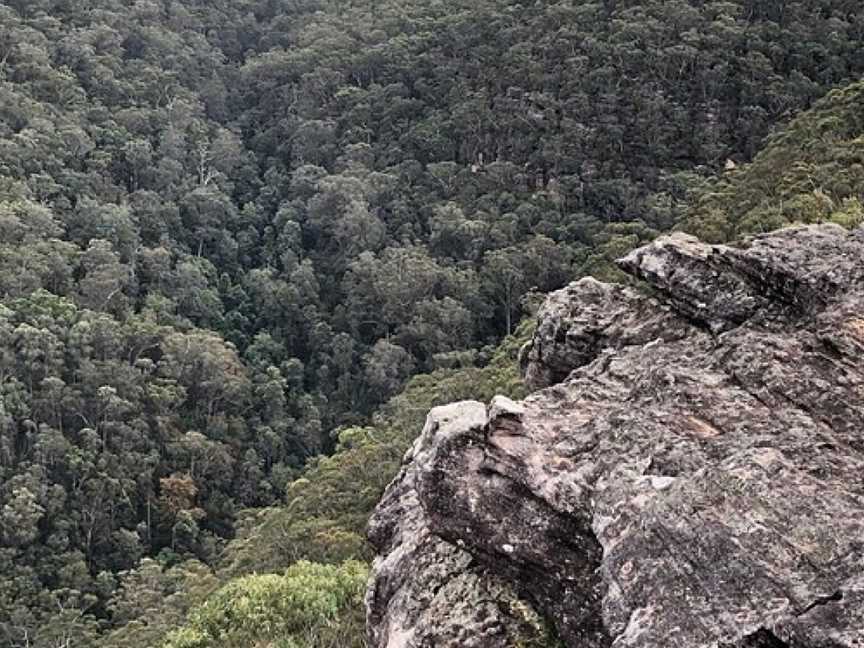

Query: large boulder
[[366, 224, 864, 647]]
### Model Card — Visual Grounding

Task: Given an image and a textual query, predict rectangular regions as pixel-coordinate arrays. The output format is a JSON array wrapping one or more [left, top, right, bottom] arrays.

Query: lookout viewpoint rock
[[365, 224, 864, 648]]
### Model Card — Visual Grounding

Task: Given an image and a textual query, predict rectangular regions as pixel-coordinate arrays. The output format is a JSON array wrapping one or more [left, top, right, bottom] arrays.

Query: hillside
[[683, 79, 864, 241], [1, 1, 864, 646], [151, 81, 864, 648]]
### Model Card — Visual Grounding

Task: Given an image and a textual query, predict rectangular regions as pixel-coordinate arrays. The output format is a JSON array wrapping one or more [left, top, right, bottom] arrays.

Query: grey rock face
[[367, 225, 864, 648], [366, 402, 556, 647]]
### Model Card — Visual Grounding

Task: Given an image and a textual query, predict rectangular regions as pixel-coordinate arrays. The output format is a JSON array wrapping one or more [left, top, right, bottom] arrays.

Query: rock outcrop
[[366, 224, 864, 648]]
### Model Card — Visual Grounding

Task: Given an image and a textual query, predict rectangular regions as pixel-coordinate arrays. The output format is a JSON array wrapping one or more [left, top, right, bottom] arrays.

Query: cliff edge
[[366, 224, 864, 648]]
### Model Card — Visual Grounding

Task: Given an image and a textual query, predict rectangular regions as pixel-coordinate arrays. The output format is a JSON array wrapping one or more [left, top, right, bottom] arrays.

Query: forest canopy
[[1, 0, 863, 646]]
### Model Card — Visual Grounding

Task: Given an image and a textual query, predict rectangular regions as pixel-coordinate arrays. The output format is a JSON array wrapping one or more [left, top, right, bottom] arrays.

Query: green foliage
[[163, 561, 368, 648], [177, 326, 532, 648], [219, 322, 532, 577], [0, 292, 310, 646], [683, 81, 864, 241], [98, 559, 220, 648]]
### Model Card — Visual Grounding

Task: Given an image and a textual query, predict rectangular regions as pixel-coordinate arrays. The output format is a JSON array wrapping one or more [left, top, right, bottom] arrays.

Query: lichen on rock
[[366, 224, 864, 647]]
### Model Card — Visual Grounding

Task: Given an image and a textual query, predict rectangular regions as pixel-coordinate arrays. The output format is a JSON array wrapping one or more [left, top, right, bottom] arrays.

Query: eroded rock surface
[[366, 224, 864, 648], [365, 402, 559, 647]]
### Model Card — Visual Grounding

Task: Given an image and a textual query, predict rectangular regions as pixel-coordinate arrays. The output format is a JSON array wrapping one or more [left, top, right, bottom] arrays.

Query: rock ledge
[[367, 225, 864, 648]]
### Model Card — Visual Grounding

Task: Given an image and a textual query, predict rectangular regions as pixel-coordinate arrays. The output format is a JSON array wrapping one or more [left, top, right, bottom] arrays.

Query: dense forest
[[1, 0, 863, 645]]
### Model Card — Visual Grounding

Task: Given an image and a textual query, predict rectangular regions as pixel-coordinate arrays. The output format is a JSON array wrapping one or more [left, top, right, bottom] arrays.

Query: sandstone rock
[[367, 225, 864, 648], [366, 402, 557, 648], [518, 277, 693, 391]]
